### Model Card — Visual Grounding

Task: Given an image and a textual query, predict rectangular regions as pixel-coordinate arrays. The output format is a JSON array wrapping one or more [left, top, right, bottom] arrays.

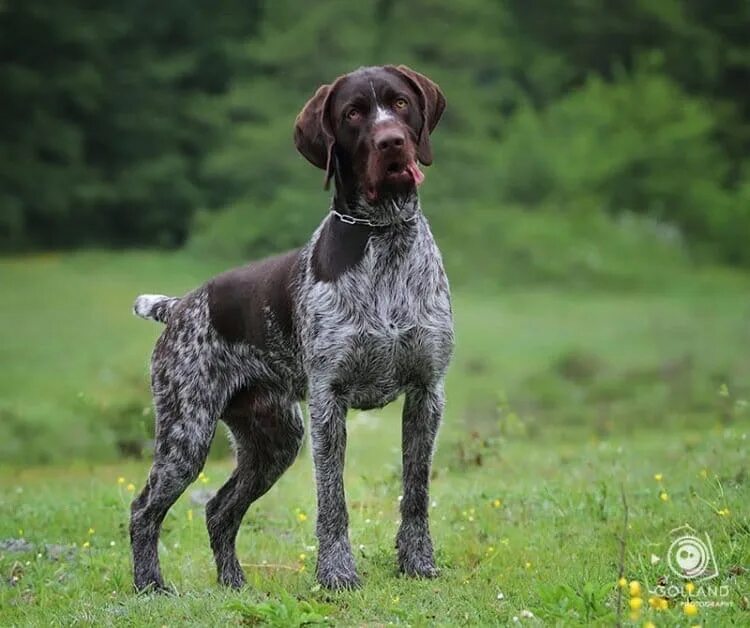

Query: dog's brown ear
[[388, 65, 446, 166], [294, 80, 342, 189]]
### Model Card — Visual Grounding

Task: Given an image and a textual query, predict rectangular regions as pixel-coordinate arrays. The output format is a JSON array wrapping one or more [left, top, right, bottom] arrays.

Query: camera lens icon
[[668, 535, 710, 578]]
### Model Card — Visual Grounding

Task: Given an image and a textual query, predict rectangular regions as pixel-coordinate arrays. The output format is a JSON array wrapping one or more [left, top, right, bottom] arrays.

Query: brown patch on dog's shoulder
[[208, 249, 301, 347]]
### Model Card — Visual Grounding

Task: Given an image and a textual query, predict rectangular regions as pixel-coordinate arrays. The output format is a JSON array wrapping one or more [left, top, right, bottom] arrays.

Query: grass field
[[1, 251, 749, 625]]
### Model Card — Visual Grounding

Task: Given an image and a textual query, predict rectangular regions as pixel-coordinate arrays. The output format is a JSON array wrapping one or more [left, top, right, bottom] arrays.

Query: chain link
[[330, 209, 419, 227]]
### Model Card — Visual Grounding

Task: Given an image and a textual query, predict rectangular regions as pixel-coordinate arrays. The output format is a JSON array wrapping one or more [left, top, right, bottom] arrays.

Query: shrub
[[432, 203, 690, 289], [492, 63, 749, 264]]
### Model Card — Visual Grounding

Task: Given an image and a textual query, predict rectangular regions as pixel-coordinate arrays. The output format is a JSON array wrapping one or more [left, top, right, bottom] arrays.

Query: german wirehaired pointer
[[130, 65, 454, 592]]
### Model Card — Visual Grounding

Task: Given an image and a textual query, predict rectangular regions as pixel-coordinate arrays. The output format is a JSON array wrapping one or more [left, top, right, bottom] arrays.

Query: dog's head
[[294, 65, 445, 204]]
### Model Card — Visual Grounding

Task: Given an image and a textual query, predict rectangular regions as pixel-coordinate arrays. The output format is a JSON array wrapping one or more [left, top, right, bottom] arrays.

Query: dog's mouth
[[365, 158, 425, 203], [383, 160, 425, 186]]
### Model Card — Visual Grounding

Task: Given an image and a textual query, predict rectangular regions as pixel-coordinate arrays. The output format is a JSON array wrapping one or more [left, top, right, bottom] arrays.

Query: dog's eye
[[345, 108, 361, 121], [394, 98, 408, 110]]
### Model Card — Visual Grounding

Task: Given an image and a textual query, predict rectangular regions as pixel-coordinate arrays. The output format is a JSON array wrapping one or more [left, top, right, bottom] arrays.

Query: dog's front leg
[[309, 386, 360, 589], [397, 381, 445, 578]]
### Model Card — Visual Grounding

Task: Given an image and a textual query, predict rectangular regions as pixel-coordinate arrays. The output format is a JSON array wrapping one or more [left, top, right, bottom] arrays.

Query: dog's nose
[[375, 128, 405, 152]]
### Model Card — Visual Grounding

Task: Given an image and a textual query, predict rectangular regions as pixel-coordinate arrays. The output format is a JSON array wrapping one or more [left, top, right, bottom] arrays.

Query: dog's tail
[[133, 294, 180, 324]]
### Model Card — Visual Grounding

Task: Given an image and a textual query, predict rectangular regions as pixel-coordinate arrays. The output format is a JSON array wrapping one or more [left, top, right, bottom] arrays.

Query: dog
[[130, 65, 454, 592]]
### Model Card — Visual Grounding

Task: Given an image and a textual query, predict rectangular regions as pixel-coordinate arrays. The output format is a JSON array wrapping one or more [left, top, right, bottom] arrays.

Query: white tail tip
[[133, 294, 170, 319]]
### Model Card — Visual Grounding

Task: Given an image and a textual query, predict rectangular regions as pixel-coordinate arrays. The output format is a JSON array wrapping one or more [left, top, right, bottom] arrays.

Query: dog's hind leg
[[206, 391, 304, 589], [130, 357, 221, 593]]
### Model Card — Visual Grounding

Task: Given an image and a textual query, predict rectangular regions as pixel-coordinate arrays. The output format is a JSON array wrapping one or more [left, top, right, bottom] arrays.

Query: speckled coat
[[129, 64, 453, 593]]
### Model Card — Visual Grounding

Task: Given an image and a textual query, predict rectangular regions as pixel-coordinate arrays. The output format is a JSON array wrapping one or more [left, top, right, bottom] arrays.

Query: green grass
[[1, 250, 749, 625], [2, 250, 748, 464], [0, 252, 227, 463], [2, 424, 748, 625]]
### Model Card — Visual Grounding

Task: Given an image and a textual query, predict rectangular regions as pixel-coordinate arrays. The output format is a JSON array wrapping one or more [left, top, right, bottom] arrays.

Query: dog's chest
[[304, 224, 453, 408]]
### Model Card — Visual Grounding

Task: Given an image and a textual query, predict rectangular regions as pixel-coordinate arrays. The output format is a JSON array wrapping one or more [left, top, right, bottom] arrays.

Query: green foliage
[[3, 0, 750, 267], [492, 61, 750, 264], [433, 205, 692, 289], [0, 0, 259, 249], [538, 581, 615, 623], [226, 592, 333, 626], [189, 188, 322, 261]]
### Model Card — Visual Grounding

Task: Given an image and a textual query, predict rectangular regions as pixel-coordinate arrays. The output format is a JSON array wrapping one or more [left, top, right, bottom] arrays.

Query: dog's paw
[[397, 524, 439, 578], [316, 569, 361, 591], [134, 578, 175, 596], [217, 564, 246, 590], [398, 554, 439, 578], [316, 540, 360, 590]]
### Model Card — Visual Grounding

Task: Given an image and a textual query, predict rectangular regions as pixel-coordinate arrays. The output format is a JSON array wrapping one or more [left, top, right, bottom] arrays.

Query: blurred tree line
[[2, 0, 749, 264]]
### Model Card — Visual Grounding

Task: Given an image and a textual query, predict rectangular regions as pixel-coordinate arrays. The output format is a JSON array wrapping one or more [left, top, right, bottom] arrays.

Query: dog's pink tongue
[[407, 162, 425, 186]]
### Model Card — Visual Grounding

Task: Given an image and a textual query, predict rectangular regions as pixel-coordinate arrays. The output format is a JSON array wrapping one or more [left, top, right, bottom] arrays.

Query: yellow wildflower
[[629, 580, 641, 597], [643, 622, 656, 628], [299, 553, 307, 561], [659, 491, 669, 502], [126, 483, 135, 492], [297, 511, 308, 522], [82, 541, 90, 549], [618, 577, 627, 588], [117, 477, 125, 485], [187, 509, 193, 522], [653, 473, 663, 482], [88, 527, 95, 535], [524, 561, 532, 569], [629, 597, 643, 611], [655, 597, 669, 611], [685, 582, 695, 594], [492, 499, 502, 508], [683, 601, 699, 616], [717, 508, 730, 517]]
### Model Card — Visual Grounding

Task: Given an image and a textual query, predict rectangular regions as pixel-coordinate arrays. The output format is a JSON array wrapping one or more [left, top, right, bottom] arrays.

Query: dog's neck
[[312, 186, 422, 283], [330, 157, 421, 225], [331, 187, 421, 225]]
